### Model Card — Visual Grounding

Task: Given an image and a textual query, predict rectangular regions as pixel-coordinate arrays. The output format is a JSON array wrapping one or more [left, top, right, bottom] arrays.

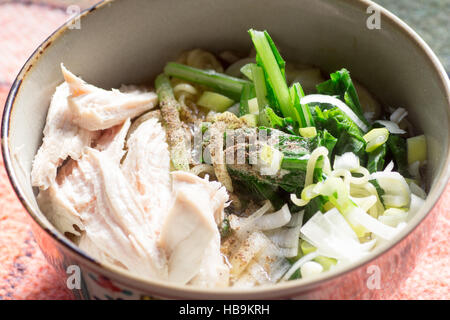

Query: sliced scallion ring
[[363, 128, 389, 152]]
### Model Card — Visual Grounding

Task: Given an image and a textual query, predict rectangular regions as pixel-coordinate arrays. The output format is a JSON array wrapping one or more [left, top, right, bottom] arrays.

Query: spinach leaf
[[386, 134, 410, 177], [367, 143, 387, 173], [316, 68, 369, 126], [259, 106, 298, 135], [288, 268, 301, 280], [369, 179, 386, 207], [313, 129, 338, 155], [303, 196, 327, 224], [228, 166, 285, 210], [313, 106, 367, 163]]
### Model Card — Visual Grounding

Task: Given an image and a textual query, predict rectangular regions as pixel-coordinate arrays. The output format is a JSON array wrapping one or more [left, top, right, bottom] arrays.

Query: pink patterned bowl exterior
[[2, 0, 450, 299]]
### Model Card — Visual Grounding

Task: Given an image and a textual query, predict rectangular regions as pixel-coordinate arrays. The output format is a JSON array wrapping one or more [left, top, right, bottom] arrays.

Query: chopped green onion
[[258, 144, 284, 175], [240, 63, 256, 80], [313, 256, 337, 271], [300, 240, 317, 255], [299, 127, 317, 138], [313, 177, 367, 237], [197, 91, 235, 112], [363, 128, 389, 152], [240, 114, 258, 127], [248, 97, 259, 115], [407, 135, 427, 165]]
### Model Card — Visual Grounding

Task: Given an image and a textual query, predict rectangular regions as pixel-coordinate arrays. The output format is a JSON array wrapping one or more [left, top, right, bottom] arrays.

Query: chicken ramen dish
[[32, 29, 428, 287]]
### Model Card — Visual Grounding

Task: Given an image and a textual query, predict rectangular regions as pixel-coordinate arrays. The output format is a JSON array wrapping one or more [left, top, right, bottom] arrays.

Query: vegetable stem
[[155, 74, 190, 171], [291, 82, 315, 128], [164, 62, 252, 100], [248, 29, 292, 119], [239, 83, 252, 116], [251, 64, 269, 112]]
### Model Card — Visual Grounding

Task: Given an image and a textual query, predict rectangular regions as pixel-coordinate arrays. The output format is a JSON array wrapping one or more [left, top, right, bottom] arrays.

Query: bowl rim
[[1, 0, 449, 298]]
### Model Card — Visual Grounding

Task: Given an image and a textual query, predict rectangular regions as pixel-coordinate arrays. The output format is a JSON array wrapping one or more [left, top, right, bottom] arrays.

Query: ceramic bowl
[[2, 0, 449, 299]]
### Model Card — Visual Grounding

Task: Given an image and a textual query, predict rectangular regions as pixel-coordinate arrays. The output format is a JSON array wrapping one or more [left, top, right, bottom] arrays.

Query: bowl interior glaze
[[2, 0, 449, 298]]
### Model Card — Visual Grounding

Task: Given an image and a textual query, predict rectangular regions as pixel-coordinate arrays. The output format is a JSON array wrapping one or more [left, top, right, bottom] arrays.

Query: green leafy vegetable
[[227, 166, 285, 210], [223, 127, 322, 200], [316, 68, 369, 126], [303, 196, 327, 223], [367, 144, 387, 173], [386, 134, 410, 177], [288, 268, 301, 280], [259, 107, 297, 135], [313, 106, 366, 163], [313, 129, 338, 155]]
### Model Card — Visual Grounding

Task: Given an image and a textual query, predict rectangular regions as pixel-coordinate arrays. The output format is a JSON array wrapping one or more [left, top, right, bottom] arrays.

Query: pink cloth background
[[0, 1, 449, 300]]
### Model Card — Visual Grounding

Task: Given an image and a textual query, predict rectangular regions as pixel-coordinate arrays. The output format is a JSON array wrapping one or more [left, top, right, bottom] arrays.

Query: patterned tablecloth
[[0, 0, 449, 300]]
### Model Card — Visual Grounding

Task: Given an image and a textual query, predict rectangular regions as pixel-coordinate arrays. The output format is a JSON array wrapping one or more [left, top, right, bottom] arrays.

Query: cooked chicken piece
[[126, 110, 162, 140], [77, 148, 168, 279], [61, 64, 157, 130], [37, 159, 86, 236], [94, 118, 131, 164], [38, 136, 169, 279], [36, 95, 232, 284], [121, 118, 172, 231], [31, 83, 98, 189], [160, 171, 229, 285], [160, 189, 217, 284], [77, 234, 126, 269], [171, 171, 229, 225], [117, 123, 231, 285], [37, 118, 131, 235]]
